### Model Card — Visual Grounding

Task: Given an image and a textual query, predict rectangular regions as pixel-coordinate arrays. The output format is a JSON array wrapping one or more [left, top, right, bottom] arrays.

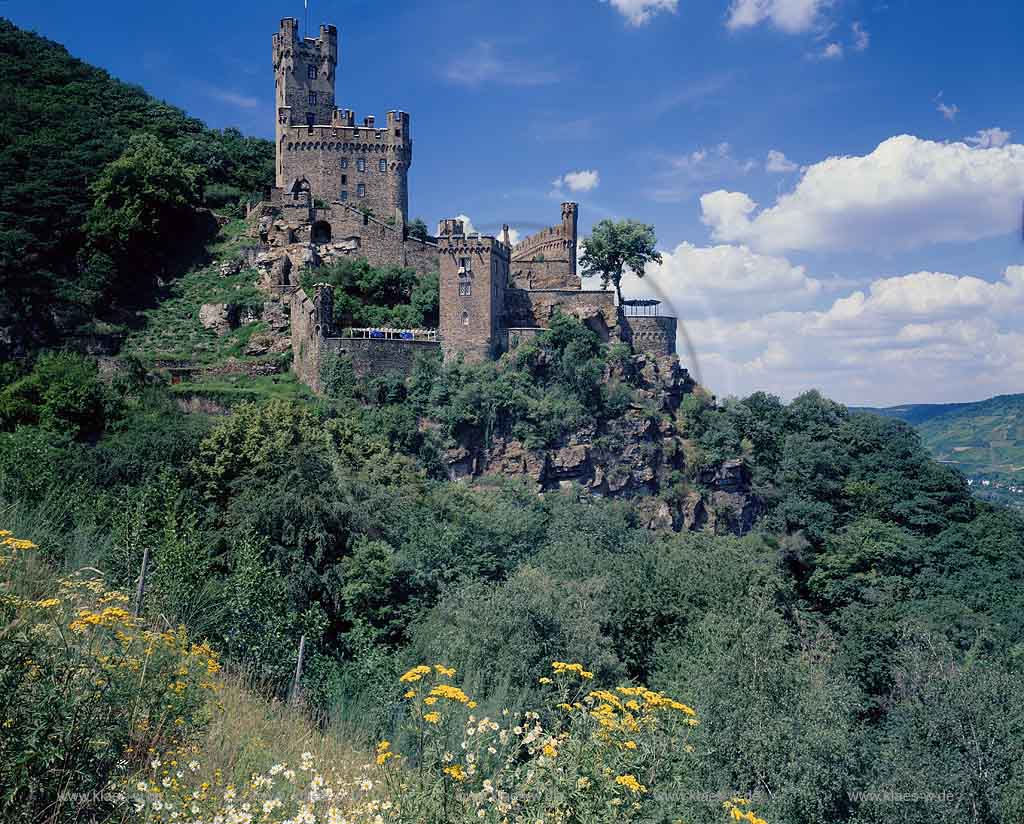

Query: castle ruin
[[254, 17, 678, 392]]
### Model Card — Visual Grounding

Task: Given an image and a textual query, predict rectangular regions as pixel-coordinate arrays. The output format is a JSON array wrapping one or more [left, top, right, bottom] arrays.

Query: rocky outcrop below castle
[[440, 353, 762, 536]]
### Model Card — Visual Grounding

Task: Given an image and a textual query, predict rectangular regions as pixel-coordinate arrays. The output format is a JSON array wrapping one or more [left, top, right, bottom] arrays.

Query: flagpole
[[305, 0, 309, 38]]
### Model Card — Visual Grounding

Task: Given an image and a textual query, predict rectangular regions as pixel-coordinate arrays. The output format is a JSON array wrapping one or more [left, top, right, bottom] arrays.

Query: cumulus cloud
[[551, 170, 601, 196], [699, 134, 1024, 254], [438, 214, 522, 245], [815, 42, 843, 60], [623, 248, 1024, 403], [765, 150, 799, 173], [619, 241, 823, 318], [603, 0, 678, 26], [202, 87, 260, 109], [965, 127, 1011, 148], [726, 0, 830, 33]]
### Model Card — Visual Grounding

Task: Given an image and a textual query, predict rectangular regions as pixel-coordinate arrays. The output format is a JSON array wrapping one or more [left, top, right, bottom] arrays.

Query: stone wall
[[621, 315, 677, 357], [322, 336, 440, 377], [263, 200, 440, 277], [289, 287, 323, 390], [278, 112, 411, 220], [510, 203, 580, 289], [504, 289, 619, 341]]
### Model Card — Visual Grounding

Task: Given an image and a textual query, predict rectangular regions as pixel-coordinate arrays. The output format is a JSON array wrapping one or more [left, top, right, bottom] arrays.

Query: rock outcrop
[[440, 352, 762, 536]]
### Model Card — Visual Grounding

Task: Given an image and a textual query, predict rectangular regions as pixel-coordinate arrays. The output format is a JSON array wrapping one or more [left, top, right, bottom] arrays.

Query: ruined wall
[[289, 287, 322, 391], [322, 337, 440, 377], [510, 203, 580, 289], [503, 289, 618, 341], [621, 315, 677, 357], [264, 201, 439, 276]]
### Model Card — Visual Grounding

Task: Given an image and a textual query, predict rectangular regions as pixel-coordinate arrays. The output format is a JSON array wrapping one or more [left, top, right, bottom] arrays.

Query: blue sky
[[9, 0, 1024, 405]]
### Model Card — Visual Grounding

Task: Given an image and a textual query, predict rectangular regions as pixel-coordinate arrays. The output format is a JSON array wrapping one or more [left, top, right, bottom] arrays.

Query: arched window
[[307, 65, 317, 80], [462, 310, 470, 326]]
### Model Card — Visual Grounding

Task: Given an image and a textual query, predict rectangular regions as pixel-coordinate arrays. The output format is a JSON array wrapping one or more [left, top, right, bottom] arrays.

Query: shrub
[[0, 531, 219, 822]]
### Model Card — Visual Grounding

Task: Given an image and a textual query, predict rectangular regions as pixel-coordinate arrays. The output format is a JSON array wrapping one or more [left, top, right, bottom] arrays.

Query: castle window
[[308, 91, 317, 106], [340, 190, 348, 202], [340, 158, 348, 169], [395, 129, 402, 137], [353, 128, 360, 138], [341, 174, 347, 184], [462, 310, 470, 327], [307, 64, 317, 80], [357, 183, 366, 198], [306, 112, 315, 128], [357, 158, 366, 172], [458, 276, 472, 297], [379, 159, 387, 172]]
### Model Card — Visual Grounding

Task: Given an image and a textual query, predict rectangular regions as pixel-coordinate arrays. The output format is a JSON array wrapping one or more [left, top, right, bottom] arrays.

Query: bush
[[0, 531, 219, 822]]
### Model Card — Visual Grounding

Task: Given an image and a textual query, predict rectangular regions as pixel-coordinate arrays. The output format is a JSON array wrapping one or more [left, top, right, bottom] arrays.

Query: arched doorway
[[311, 220, 332, 244]]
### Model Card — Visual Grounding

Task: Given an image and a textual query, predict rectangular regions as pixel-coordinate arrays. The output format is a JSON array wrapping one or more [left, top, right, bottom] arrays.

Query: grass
[[169, 373, 315, 406], [198, 676, 371, 791], [123, 219, 283, 365]]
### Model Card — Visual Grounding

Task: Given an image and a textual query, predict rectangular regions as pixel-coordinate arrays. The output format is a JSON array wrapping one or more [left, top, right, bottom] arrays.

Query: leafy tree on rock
[[580, 218, 662, 305]]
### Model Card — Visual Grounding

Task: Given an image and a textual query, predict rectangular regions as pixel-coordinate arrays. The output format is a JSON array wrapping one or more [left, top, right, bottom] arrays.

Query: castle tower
[[438, 220, 509, 363], [273, 19, 338, 187], [272, 19, 412, 221]]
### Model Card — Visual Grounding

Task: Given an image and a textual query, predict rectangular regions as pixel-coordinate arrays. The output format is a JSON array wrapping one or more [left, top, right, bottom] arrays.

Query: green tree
[[407, 217, 431, 241], [84, 133, 201, 278], [579, 218, 662, 304]]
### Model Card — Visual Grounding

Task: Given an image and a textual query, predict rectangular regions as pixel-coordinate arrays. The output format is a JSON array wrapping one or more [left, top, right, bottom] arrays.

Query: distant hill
[[858, 393, 1024, 509]]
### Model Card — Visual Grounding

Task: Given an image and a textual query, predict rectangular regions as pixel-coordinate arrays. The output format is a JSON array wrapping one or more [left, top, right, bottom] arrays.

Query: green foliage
[[301, 258, 440, 329], [84, 133, 201, 273], [0, 19, 273, 349], [407, 217, 431, 241], [0, 351, 114, 439], [579, 218, 662, 303], [0, 536, 218, 823]]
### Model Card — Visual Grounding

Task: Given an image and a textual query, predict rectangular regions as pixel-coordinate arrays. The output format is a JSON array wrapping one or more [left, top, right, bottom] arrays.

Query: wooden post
[[290, 634, 307, 705], [132, 546, 150, 619]]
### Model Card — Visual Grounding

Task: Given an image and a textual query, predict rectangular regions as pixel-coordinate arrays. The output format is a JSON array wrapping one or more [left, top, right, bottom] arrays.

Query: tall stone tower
[[272, 18, 412, 221], [438, 219, 509, 364]]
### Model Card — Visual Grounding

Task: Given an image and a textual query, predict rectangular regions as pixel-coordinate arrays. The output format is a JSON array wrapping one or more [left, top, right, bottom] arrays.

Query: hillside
[[860, 394, 1024, 509], [0, 18, 273, 354], [2, 19, 1024, 824]]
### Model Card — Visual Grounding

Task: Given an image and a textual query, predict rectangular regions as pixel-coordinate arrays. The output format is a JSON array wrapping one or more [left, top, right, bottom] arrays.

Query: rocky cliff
[[442, 352, 762, 536]]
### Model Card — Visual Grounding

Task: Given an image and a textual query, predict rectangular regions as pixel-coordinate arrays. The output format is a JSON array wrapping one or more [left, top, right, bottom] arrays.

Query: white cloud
[[623, 249, 1024, 403], [766, 149, 798, 173], [700, 134, 1024, 254], [851, 21, 870, 51], [935, 91, 959, 121], [562, 170, 601, 192], [620, 241, 823, 317], [726, 0, 830, 33], [442, 42, 561, 88], [965, 127, 1011, 148], [603, 0, 678, 26]]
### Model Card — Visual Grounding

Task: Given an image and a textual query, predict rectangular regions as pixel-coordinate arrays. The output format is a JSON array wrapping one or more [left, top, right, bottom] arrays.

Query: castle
[[256, 18, 678, 392]]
